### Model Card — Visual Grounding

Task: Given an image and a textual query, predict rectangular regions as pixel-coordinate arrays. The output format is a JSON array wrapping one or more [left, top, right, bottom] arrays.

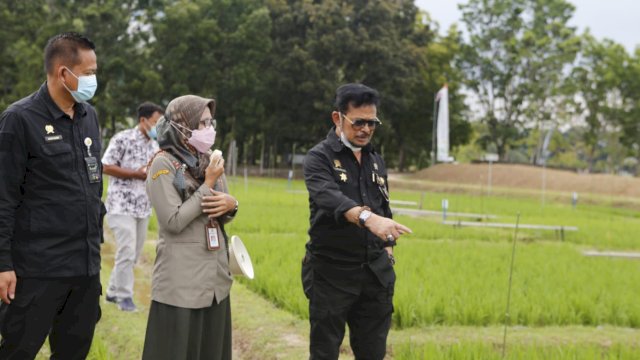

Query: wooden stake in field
[[502, 213, 521, 358]]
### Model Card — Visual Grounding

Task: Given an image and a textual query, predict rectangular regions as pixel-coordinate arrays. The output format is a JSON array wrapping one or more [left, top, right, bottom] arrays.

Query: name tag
[[84, 156, 101, 183], [45, 135, 63, 142]]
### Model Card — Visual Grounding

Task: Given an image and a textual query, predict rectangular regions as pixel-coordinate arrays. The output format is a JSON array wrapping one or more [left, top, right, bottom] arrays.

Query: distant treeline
[[1, 0, 639, 173]]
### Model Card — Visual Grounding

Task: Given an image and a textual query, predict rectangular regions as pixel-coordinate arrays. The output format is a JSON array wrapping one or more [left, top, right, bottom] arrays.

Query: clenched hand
[[0, 270, 17, 304]]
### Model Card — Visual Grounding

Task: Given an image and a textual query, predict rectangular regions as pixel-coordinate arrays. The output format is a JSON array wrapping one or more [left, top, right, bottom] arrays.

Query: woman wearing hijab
[[142, 95, 238, 360]]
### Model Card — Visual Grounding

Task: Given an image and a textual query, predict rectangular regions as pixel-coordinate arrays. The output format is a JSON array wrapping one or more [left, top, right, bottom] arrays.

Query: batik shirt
[[102, 127, 159, 218]]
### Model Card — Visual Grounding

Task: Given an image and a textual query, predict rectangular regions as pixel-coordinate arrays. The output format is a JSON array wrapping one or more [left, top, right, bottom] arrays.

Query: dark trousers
[[303, 259, 394, 360], [0, 275, 101, 360]]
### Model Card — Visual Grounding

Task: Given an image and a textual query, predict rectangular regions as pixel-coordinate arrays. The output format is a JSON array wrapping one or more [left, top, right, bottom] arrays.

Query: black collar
[[38, 82, 88, 120], [326, 126, 375, 154]]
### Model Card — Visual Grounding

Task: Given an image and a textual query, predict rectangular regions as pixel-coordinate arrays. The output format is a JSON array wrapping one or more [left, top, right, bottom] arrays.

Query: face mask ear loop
[[339, 114, 346, 135], [169, 121, 191, 139], [61, 67, 77, 93], [339, 114, 362, 152]]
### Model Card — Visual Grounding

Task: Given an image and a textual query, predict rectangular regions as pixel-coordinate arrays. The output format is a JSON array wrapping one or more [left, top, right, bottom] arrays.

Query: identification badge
[[373, 173, 389, 202], [206, 221, 221, 251], [378, 184, 390, 202], [84, 156, 101, 183]]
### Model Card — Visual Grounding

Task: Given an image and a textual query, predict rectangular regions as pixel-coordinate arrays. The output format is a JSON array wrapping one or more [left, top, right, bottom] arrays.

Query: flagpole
[[431, 93, 438, 166]]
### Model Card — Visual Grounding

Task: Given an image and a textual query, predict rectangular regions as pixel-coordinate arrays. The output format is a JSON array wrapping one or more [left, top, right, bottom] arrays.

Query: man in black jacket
[[0, 32, 103, 359], [302, 83, 412, 359]]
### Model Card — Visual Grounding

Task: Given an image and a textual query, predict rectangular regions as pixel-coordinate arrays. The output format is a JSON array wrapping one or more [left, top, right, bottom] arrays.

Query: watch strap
[[358, 206, 372, 227], [227, 200, 239, 218]]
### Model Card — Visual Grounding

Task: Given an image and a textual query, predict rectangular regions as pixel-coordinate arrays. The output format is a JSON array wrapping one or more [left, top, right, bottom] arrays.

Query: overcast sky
[[415, 0, 640, 53]]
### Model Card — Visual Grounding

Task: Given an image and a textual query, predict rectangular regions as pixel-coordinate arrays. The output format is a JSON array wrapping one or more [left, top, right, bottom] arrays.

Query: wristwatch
[[358, 207, 372, 227], [227, 200, 239, 218]]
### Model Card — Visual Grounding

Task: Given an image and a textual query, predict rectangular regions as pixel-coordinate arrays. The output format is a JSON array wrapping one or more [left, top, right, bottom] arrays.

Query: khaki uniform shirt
[[146, 153, 233, 309]]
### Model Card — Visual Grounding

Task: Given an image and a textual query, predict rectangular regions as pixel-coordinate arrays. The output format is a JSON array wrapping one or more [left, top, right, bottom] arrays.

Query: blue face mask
[[147, 125, 157, 140], [63, 67, 98, 103]]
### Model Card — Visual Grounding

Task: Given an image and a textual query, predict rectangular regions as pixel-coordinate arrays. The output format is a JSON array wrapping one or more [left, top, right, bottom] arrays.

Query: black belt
[[312, 253, 379, 268]]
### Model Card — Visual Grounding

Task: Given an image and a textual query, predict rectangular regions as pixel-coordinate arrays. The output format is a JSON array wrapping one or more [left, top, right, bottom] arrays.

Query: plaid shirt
[[102, 127, 158, 218]]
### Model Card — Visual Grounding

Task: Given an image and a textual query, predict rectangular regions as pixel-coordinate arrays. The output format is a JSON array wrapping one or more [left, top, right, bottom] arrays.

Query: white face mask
[[340, 118, 361, 152]]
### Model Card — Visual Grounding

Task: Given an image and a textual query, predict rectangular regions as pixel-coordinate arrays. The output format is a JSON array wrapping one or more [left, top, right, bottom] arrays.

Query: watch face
[[358, 209, 372, 226]]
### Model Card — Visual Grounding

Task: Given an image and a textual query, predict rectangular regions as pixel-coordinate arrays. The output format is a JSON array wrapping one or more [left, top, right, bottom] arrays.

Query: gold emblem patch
[[45, 125, 55, 134], [334, 159, 342, 168], [152, 169, 170, 180], [339, 173, 348, 182]]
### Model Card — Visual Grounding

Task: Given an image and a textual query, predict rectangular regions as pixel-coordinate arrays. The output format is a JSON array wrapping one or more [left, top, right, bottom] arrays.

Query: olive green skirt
[[142, 296, 231, 360]]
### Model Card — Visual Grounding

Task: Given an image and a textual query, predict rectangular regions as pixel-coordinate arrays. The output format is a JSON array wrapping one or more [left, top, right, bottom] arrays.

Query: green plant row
[[393, 341, 639, 360], [225, 177, 640, 328]]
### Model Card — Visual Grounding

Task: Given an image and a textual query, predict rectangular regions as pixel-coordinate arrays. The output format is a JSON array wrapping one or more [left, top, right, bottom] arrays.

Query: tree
[[147, 0, 272, 154], [617, 47, 640, 170], [0, 0, 154, 137], [263, 0, 470, 170], [1, 0, 472, 171], [0, 2, 58, 109], [569, 33, 630, 172], [459, 0, 580, 160]]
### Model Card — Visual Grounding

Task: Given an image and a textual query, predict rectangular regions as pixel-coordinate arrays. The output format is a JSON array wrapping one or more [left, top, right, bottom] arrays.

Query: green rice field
[[70, 175, 640, 359], [226, 177, 640, 328], [223, 176, 640, 358]]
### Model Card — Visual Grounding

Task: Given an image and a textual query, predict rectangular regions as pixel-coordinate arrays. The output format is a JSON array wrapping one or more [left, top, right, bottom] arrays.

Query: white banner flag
[[435, 85, 454, 162]]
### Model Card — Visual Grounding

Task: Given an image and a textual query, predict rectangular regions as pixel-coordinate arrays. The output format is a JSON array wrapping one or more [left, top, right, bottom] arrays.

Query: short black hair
[[44, 32, 96, 74], [137, 102, 164, 120], [334, 83, 380, 113]]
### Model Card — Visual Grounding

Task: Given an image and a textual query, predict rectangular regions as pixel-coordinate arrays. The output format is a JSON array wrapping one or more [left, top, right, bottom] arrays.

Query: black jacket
[[303, 128, 393, 277], [0, 83, 103, 277]]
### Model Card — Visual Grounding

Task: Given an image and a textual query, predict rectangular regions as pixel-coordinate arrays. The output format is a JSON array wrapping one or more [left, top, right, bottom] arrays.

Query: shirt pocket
[[40, 142, 73, 168]]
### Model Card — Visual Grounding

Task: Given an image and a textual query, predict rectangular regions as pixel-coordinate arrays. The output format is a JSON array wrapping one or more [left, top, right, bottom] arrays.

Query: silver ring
[[386, 234, 394, 242]]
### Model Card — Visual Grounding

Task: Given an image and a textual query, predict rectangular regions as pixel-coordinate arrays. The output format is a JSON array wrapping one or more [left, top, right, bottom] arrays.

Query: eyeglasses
[[341, 113, 382, 130], [200, 118, 217, 129]]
